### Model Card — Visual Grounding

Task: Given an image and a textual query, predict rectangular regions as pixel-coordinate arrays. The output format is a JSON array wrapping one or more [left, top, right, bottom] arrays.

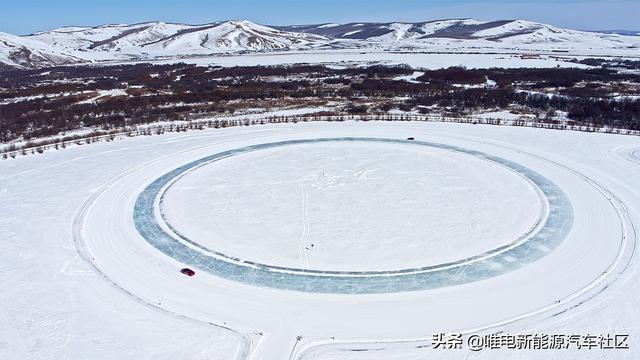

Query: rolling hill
[[1, 19, 638, 69]]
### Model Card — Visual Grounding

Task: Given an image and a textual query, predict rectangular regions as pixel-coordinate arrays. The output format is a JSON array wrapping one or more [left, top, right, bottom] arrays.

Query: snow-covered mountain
[[1, 19, 638, 69], [25, 20, 328, 59], [140, 21, 328, 56], [28, 22, 196, 52], [278, 19, 512, 40], [280, 19, 639, 48], [0, 31, 82, 69]]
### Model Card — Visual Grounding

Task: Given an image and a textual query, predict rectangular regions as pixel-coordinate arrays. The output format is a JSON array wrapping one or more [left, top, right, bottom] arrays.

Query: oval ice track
[[133, 137, 573, 293]]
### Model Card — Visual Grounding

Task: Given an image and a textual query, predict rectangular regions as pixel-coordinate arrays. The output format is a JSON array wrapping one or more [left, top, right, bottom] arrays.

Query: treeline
[[5, 112, 638, 160], [407, 89, 640, 128], [1, 63, 639, 142], [416, 66, 640, 87]]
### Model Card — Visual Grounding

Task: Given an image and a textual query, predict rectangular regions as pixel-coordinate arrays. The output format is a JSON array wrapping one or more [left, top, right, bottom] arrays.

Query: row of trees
[[1, 63, 639, 141], [5, 112, 638, 160]]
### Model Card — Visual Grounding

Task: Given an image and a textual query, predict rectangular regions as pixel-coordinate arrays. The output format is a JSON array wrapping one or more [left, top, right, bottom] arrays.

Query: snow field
[[161, 141, 542, 271], [1, 121, 639, 359]]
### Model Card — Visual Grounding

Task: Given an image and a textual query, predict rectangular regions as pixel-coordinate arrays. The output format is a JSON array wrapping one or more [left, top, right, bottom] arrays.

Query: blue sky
[[2, 0, 639, 35]]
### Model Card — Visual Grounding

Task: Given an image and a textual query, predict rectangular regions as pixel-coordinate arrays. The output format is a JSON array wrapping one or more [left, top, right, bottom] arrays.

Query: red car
[[180, 268, 195, 276]]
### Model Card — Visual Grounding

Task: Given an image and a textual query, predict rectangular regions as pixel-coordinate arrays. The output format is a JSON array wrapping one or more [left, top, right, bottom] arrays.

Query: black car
[[180, 268, 195, 276]]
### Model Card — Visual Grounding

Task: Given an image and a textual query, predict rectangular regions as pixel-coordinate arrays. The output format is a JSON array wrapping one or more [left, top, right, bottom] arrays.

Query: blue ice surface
[[133, 138, 573, 294]]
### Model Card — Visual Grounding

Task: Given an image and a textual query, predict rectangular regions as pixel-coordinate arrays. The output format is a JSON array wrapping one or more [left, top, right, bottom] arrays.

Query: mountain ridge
[[1, 19, 638, 69]]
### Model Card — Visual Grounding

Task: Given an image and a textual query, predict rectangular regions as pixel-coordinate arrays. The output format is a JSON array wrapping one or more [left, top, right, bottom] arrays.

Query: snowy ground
[[1, 121, 639, 359], [111, 50, 600, 70]]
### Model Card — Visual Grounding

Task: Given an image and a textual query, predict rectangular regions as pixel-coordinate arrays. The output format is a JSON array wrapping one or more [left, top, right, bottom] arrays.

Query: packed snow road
[[1, 121, 639, 360]]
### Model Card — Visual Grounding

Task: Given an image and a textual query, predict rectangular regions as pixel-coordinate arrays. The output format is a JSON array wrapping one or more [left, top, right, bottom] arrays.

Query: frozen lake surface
[[141, 137, 569, 293], [1, 121, 639, 359], [162, 140, 543, 272]]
